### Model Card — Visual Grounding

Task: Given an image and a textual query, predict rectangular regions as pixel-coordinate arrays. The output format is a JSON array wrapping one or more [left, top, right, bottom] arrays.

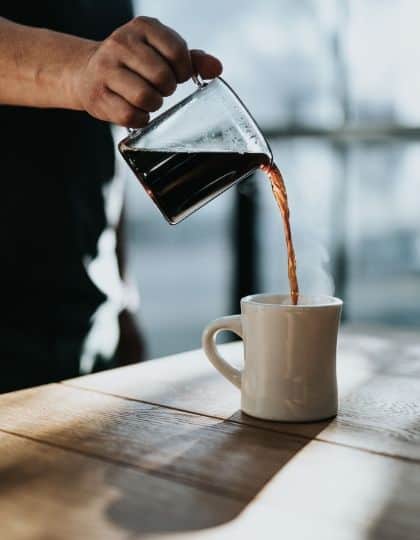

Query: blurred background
[[115, 0, 420, 358]]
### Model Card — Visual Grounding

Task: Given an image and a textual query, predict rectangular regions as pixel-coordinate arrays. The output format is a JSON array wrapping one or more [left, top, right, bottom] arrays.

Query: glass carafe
[[119, 77, 272, 224]]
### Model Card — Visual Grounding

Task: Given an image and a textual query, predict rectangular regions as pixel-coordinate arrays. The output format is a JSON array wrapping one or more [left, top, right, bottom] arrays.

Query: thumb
[[190, 49, 223, 80]]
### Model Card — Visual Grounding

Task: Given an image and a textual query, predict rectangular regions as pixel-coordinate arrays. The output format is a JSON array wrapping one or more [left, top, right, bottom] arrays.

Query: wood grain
[[0, 431, 243, 540], [66, 326, 420, 461], [0, 384, 311, 501], [2, 325, 420, 539], [67, 342, 243, 418], [2, 396, 420, 539]]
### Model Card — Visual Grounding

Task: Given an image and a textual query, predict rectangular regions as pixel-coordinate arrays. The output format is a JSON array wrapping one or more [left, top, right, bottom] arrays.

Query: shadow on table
[[339, 330, 420, 540], [103, 330, 420, 537], [366, 445, 420, 540], [365, 407, 420, 540], [104, 413, 330, 536], [0, 373, 335, 538]]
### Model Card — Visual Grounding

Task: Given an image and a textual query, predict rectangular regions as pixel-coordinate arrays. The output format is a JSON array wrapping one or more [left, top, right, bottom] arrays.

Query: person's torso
[[1, 0, 133, 333]]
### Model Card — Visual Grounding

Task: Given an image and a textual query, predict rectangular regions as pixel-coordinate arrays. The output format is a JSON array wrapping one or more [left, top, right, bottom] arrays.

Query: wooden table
[[1, 325, 420, 539]]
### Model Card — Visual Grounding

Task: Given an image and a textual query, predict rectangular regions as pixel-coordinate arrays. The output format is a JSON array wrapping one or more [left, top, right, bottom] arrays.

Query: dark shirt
[[0, 1, 133, 391]]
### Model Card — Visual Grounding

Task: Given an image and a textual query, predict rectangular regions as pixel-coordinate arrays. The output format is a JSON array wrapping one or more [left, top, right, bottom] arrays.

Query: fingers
[[100, 88, 150, 128], [106, 67, 163, 112], [131, 17, 193, 83], [78, 16, 224, 126], [116, 40, 177, 97], [108, 17, 222, 94], [190, 49, 223, 79]]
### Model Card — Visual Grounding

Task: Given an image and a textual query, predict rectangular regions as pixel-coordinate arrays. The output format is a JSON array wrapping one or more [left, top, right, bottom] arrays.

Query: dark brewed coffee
[[119, 147, 270, 224]]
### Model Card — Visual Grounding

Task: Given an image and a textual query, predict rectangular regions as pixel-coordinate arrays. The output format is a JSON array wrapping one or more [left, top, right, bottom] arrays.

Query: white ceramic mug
[[202, 293, 343, 422]]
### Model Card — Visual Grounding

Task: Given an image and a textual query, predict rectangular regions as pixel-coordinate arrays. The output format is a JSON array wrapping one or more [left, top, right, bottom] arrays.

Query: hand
[[69, 16, 223, 127], [115, 309, 147, 366]]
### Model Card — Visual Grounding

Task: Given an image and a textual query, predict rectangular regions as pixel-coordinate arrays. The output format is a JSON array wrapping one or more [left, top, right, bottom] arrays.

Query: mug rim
[[241, 293, 343, 309]]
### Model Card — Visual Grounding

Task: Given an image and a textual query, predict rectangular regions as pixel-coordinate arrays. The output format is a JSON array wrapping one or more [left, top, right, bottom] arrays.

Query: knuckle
[[119, 107, 136, 126], [103, 33, 127, 58], [153, 67, 169, 86], [107, 29, 124, 47], [147, 92, 163, 112], [88, 82, 107, 105], [95, 51, 113, 70], [153, 68, 176, 95], [132, 88, 147, 108], [170, 41, 187, 61]]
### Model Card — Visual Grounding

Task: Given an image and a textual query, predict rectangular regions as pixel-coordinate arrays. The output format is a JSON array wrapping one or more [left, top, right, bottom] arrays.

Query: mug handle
[[202, 315, 242, 389]]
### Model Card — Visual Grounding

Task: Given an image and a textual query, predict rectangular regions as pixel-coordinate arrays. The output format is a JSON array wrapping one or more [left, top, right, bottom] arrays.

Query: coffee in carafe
[[119, 147, 270, 224]]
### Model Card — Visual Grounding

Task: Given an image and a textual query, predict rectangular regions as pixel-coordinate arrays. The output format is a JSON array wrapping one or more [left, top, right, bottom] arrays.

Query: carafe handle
[[192, 73, 205, 88]]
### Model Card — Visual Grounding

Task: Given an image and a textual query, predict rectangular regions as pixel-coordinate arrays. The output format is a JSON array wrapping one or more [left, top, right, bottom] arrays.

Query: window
[[121, 1, 420, 357]]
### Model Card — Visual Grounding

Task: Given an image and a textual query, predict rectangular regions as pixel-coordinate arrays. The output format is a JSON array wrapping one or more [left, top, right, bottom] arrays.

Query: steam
[[298, 238, 335, 297]]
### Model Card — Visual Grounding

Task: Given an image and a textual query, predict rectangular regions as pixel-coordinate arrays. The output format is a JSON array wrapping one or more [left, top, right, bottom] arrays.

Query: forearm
[[0, 17, 95, 109]]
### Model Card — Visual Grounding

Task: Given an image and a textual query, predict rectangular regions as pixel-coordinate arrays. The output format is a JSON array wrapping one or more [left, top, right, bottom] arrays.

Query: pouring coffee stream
[[261, 163, 299, 305], [119, 77, 299, 305]]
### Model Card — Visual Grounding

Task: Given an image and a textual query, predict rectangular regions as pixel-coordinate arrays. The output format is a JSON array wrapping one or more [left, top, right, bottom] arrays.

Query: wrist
[[61, 37, 98, 111]]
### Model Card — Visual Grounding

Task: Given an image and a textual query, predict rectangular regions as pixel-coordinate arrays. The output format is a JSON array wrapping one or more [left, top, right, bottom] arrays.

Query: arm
[[0, 16, 222, 127], [0, 16, 93, 109]]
